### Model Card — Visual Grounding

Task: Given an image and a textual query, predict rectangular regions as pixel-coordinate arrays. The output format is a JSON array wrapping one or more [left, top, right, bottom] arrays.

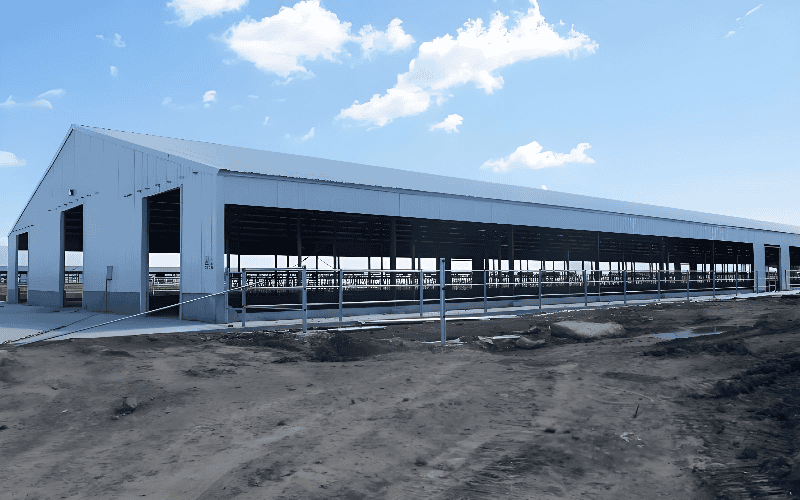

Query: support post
[[713, 270, 716, 299], [657, 270, 661, 300], [301, 266, 307, 334], [583, 270, 587, 306], [755, 270, 759, 294], [539, 269, 543, 310], [483, 270, 488, 314], [687, 268, 691, 301], [735, 268, 738, 296], [440, 258, 446, 346], [338, 268, 343, 323], [224, 270, 229, 323], [419, 268, 424, 317], [623, 270, 627, 305], [241, 269, 247, 328]]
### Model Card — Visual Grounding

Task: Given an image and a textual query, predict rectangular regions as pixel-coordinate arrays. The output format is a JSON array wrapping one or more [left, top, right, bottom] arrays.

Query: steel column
[[483, 270, 488, 314], [338, 268, 343, 323], [713, 270, 716, 299], [419, 269, 424, 317], [623, 270, 627, 305], [539, 269, 543, 310], [440, 258, 446, 346], [657, 270, 661, 300], [301, 266, 307, 333], [583, 270, 587, 306], [241, 269, 247, 328]]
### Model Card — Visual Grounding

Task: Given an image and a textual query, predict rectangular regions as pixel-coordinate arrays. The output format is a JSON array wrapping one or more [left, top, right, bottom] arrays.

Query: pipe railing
[[4, 264, 772, 347], [229, 266, 760, 339]]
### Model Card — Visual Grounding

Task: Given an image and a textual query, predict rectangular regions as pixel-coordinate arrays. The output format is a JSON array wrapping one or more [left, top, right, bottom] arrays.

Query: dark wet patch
[[643, 338, 750, 357], [221, 332, 303, 352], [272, 356, 301, 364], [101, 349, 133, 357], [183, 367, 236, 377], [310, 332, 387, 362], [601, 371, 666, 384]]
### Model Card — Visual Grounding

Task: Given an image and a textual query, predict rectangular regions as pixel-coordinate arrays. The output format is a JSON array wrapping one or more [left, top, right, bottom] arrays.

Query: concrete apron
[[2, 289, 797, 344]]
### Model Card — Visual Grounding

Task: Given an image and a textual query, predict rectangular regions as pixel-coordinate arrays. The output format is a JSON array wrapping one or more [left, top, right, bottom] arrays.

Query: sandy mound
[[550, 321, 625, 340]]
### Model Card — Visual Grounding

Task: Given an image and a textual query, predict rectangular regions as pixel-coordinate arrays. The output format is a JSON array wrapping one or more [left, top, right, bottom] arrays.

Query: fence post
[[338, 268, 343, 323], [483, 270, 488, 314], [712, 270, 716, 299], [687, 269, 690, 301], [301, 266, 307, 333], [735, 269, 738, 296], [539, 269, 543, 310], [623, 270, 627, 305], [755, 270, 758, 294], [657, 270, 661, 301], [583, 270, 587, 306], [419, 269, 424, 317], [440, 258, 446, 346], [241, 269, 247, 328], [224, 270, 229, 324]]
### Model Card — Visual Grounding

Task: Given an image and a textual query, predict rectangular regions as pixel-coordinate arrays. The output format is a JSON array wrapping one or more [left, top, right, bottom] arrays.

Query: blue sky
[[2, 0, 799, 254]]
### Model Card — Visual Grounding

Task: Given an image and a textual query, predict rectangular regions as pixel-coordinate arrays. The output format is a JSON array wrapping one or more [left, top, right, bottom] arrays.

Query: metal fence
[[226, 265, 760, 333], [788, 270, 800, 290]]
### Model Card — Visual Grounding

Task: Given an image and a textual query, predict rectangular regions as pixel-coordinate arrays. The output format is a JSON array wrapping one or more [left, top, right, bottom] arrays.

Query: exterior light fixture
[[68, 189, 74, 196]]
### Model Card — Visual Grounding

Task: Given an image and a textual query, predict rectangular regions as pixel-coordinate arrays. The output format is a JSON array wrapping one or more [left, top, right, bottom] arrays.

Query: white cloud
[[168, 0, 249, 26], [745, 4, 762, 16], [162, 96, 192, 109], [429, 113, 462, 133], [263, 115, 269, 125], [221, 1, 414, 79], [725, 30, 736, 38], [222, 1, 352, 78], [301, 126, 315, 141], [337, 81, 431, 127], [37, 89, 65, 99], [96, 33, 125, 47], [231, 104, 243, 110], [481, 141, 595, 172], [559, 20, 564, 26], [248, 94, 258, 99], [541, 185, 547, 190], [203, 90, 217, 108], [337, 0, 597, 127], [110, 66, 118, 77], [0, 151, 26, 167], [0, 90, 64, 109], [356, 18, 415, 59]]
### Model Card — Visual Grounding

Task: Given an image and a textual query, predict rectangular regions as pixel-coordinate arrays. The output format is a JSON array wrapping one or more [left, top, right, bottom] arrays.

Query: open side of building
[[6, 125, 800, 323]]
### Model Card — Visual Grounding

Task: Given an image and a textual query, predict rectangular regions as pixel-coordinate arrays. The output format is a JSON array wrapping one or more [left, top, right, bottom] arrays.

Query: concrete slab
[[0, 304, 226, 345], [551, 321, 625, 340], [1, 289, 795, 345]]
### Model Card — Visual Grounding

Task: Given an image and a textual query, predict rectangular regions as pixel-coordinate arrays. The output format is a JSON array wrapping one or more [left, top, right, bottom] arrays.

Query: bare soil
[[1, 295, 799, 499]]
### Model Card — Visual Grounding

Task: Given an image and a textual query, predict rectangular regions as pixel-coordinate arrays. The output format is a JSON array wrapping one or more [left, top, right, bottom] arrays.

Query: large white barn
[[6, 125, 800, 322]]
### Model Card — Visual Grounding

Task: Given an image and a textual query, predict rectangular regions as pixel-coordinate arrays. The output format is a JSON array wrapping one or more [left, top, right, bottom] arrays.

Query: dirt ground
[[1, 295, 799, 500]]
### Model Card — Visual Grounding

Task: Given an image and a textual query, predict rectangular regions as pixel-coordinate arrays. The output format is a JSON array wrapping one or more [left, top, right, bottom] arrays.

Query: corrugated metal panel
[[75, 125, 800, 236]]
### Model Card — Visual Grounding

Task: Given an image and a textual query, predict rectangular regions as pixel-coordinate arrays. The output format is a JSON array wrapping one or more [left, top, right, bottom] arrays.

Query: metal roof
[[75, 125, 800, 235]]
